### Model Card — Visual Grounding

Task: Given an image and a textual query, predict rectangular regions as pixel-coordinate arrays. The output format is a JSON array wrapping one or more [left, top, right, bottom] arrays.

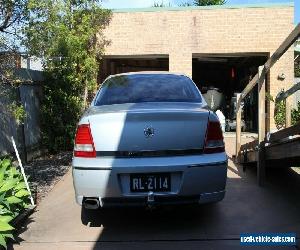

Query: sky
[[101, 0, 300, 23]]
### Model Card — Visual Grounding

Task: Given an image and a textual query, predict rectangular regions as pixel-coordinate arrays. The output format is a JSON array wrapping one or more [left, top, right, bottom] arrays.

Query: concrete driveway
[[13, 137, 300, 249]]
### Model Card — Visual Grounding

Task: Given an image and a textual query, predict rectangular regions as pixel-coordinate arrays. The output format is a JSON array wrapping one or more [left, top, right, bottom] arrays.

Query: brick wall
[[103, 4, 294, 130]]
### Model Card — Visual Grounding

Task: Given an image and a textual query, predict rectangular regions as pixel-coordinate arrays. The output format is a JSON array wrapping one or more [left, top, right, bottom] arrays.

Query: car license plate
[[130, 173, 171, 192]]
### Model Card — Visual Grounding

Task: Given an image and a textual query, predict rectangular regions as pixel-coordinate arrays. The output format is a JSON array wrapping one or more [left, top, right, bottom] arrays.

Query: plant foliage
[[295, 63, 300, 78], [153, 1, 172, 7], [274, 100, 286, 129], [0, 159, 30, 249], [8, 102, 26, 125], [24, 0, 111, 152], [273, 92, 300, 129], [292, 101, 300, 125], [193, 0, 226, 6], [156, 0, 226, 7]]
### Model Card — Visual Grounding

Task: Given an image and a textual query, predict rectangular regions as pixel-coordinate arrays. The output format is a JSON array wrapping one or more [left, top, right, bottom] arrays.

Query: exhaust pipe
[[83, 198, 100, 210]]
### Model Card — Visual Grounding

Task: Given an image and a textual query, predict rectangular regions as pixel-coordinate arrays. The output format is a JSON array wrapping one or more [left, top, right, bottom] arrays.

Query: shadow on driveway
[[78, 166, 300, 250]]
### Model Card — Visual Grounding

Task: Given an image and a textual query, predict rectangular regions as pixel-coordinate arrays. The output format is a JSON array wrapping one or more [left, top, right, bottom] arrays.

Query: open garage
[[192, 53, 268, 132], [101, 2, 294, 131], [99, 56, 169, 83]]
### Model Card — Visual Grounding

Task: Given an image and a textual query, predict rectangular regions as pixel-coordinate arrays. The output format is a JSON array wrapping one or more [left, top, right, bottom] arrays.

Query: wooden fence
[[0, 69, 43, 162]]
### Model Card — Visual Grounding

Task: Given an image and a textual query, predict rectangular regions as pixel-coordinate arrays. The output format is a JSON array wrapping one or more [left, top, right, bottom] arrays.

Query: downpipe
[[83, 198, 100, 210]]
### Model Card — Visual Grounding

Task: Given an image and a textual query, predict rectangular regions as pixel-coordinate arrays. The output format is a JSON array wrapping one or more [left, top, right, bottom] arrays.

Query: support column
[[257, 66, 266, 186], [258, 66, 266, 143], [285, 97, 292, 128], [235, 93, 242, 162]]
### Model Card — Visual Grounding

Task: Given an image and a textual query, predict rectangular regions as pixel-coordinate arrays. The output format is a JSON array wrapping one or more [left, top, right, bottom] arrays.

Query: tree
[[0, 0, 27, 42], [0, 0, 28, 81], [24, 0, 111, 151], [193, 0, 226, 6], [179, 2, 193, 6], [0, 0, 26, 32], [0, 1, 30, 126], [179, 0, 225, 6], [153, 2, 172, 7]]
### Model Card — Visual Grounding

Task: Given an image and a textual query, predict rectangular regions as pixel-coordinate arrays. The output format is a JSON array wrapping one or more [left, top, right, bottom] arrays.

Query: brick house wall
[[102, 3, 294, 131]]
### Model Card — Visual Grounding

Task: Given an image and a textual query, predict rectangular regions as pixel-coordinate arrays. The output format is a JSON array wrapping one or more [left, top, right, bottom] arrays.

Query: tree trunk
[[82, 81, 88, 111]]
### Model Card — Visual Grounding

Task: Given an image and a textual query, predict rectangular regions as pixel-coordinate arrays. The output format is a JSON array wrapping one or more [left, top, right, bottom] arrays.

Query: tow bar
[[147, 191, 155, 209]]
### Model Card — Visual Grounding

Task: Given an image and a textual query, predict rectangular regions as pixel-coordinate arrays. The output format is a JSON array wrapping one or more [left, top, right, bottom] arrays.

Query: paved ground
[[12, 136, 300, 249]]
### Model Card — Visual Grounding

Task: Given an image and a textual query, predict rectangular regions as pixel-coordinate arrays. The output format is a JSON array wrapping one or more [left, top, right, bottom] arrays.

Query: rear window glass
[[94, 74, 202, 106]]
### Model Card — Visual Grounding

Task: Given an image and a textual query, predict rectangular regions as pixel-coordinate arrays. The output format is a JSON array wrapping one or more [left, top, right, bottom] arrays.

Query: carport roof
[[112, 2, 293, 13]]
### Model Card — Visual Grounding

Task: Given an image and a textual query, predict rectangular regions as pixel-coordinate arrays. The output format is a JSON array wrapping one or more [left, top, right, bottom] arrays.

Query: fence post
[[16, 86, 27, 163], [235, 93, 242, 162], [257, 66, 266, 186]]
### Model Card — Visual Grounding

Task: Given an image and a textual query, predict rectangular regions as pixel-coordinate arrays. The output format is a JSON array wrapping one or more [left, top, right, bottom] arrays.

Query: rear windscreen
[[94, 74, 202, 106]]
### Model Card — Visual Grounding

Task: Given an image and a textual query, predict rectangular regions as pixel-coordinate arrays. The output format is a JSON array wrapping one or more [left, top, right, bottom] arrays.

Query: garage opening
[[192, 53, 268, 133], [99, 55, 169, 84]]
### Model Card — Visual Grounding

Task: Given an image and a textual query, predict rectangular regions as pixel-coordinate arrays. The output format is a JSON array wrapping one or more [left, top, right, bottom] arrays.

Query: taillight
[[204, 121, 225, 154], [74, 124, 96, 158]]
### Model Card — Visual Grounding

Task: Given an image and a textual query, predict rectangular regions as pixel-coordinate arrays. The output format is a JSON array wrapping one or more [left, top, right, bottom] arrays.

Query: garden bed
[[11, 205, 36, 228], [23, 151, 72, 204]]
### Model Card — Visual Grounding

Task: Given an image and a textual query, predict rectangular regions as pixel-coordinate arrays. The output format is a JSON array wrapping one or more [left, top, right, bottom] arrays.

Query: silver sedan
[[72, 72, 227, 209]]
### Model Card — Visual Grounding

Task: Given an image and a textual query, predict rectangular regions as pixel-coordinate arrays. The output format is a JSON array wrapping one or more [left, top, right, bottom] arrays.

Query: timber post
[[235, 93, 242, 163], [257, 66, 266, 185]]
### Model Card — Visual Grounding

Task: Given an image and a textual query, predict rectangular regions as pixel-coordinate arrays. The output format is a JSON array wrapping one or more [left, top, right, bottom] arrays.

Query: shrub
[[292, 101, 300, 125], [274, 100, 286, 129], [295, 63, 300, 78], [270, 86, 300, 129], [24, 1, 111, 152], [0, 159, 30, 249], [274, 100, 300, 128]]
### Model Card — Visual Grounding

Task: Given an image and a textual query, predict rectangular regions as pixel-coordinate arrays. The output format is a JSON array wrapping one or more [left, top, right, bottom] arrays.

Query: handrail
[[235, 22, 300, 185], [236, 23, 300, 157], [237, 23, 300, 110], [275, 81, 300, 103], [267, 123, 300, 143]]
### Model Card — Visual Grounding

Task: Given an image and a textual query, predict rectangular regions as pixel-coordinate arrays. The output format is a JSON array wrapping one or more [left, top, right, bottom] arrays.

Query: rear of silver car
[[72, 73, 227, 209]]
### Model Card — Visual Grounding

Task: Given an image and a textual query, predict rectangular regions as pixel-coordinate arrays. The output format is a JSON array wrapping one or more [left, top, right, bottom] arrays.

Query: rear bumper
[[72, 153, 227, 207], [82, 191, 225, 207]]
